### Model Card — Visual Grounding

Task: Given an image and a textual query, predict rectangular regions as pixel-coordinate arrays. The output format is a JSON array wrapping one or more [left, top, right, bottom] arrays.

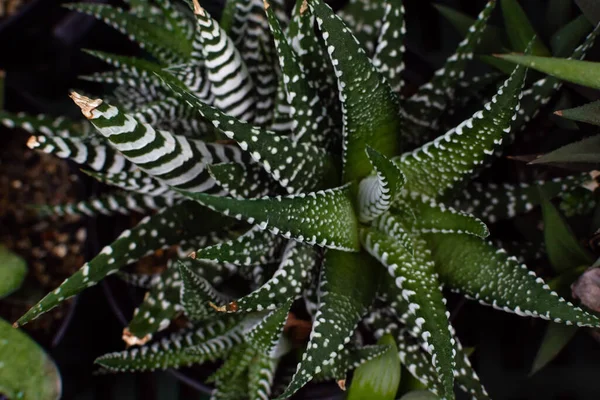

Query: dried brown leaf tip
[[26, 136, 40, 149], [188, 251, 197, 259], [209, 302, 227, 312], [122, 328, 151, 347], [192, 0, 204, 16], [337, 379, 347, 391], [300, 0, 308, 14], [69, 92, 102, 119]]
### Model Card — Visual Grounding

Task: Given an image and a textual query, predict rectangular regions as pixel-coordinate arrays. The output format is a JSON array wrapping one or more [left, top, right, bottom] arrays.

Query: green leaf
[[246, 299, 292, 355], [0, 319, 61, 400], [0, 245, 27, 299], [178, 185, 360, 251], [540, 189, 594, 272], [308, 0, 401, 182], [361, 229, 455, 399], [425, 233, 600, 328], [497, 54, 600, 90], [347, 334, 400, 400], [531, 135, 600, 165], [0, 110, 89, 138], [16, 202, 227, 327], [576, 0, 600, 24], [275, 250, 381, 399], [556, 100, 600, 126], [96, 317, 243, 372], [208, 162, 281, 198], [500, 0, 550, 56], [337, 0, 386, 56], [434, 3, 506, 53], [400, 391, 440, 400], [357, 147, 406, 223], [530, 322, 578, 375], [372, 1, 406, 94], [550, 15, 593, 57], [396, 62, 527, 199], [179, 261, 229, 320]]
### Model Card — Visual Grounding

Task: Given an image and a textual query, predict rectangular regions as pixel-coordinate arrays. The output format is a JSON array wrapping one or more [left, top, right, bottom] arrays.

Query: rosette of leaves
[[5, 0, 600, 399]]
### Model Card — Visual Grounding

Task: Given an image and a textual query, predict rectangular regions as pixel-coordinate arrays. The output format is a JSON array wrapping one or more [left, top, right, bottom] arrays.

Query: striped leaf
[[0, 110, 90, 138], [208, 162, 282, 198]]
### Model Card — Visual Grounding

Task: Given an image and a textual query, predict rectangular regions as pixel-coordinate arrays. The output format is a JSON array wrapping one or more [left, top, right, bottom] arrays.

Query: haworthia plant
[[8, 0, 600, 399]]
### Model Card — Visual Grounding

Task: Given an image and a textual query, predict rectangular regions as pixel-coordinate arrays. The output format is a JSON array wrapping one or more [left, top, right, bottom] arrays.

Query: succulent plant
[[4, 0, 600, 399]]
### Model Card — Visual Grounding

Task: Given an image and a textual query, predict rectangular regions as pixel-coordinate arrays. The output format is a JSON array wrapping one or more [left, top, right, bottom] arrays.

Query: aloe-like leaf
[[337, 0, 386, 55], [179, 261, 229, 320], [401, 0, 497, 145], [309, 0, 401, 182], [396, 62, 527, 200], [275, 250, 381, 399], [36, 192, 175, 218], [316, 344, 390, 383], [16, 202, 228, 327], [160, 78, 340, 193], [210, 365, 249, 400], [264, 0, 329, 146], [66, 3, 189, 64], [208, 342, 255, 384], [358, 147, 406, 223], [500, 0, 550, 56], [347, 334, 400, 400], [26, 133, 134, 173], [165, 64, 213, 103], [575, 0, 600, 24], [246, 299, 292, 355], [70, 93, 247, 194], [218, 241, 317, 312], [248, 353, 279, 400], [0, 110, 90, 138], [0, 246, 27, 299], [361, 229, 455, 399], [451, 174, 592, 223], [372, 1, 406, 94], [559, 186, 598, 217], [208, 162, 281, 198], [532, 134, 600, 165], [540, 189, 594, 272], [127, 257, 236, 340], [0, 319, 61, 400], [408, 198, 489, 238], [191, 1, 257, 122], [96, 317, 243, 372], [178, 185, 360, 251], [400, 391, 440, 400], [530, 322, 578, 375], [497, 53, 600, 90], [83, 169, 173, 197], [556, 100, 600, 126], [434, 3, 507, 53], [193, 225, 282, 266], [551, 15, 593, 57], [425, 233, 600, 328]]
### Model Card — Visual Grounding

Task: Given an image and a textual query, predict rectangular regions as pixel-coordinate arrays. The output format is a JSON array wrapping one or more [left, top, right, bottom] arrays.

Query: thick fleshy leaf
[[316, 344, 390, 383], [248, 353, 279, 400], [0, 319, 61, 400], [400, 0, 497, 146], [551, 15, 593, 57], [530, 322, 578, 375], [531, 135, 600, 165], [26, 133, 134, 173], [179, 261, 229, 320], [246, 299, 292, 355], [309, 0, 401, 182], [347, 334, 400, 400], [178, 185, 360, 251], [35, 192, 175, 218], [275, 250, 380, 399], [425, 233, 600, 328], [500, 0, 550, 56], [191, 0, 256, 122], [96, 317, 243, 372], [16, 202, 228, 327], [357, 147, 406, 223], [0, 110, 90, 138], [66, 3, 188, 64], [159, 78, 340, 193], [395, 61, 527, 199], [192, 225, 282, 266], [208, 162, 282, 198], [372, 1, 406, 94], [497, 54, 600, 90], [556, 100, 600, 126], [361, 229, 455, 399], [540, 190, 594, 272], [337, 0, 386, 55], [451, 174, 592, 223], [0, 246, 27, 299], [70, 92, 246, 193], [216, 241, 317, 312]]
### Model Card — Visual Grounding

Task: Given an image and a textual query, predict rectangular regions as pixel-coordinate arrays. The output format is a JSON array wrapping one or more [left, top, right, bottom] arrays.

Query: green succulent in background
[[3, 0, 600, 399]]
